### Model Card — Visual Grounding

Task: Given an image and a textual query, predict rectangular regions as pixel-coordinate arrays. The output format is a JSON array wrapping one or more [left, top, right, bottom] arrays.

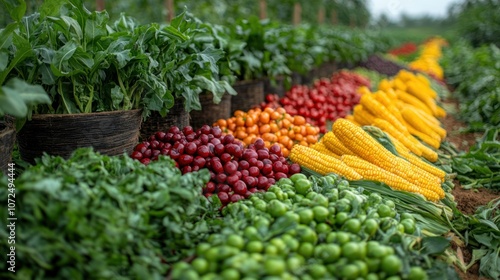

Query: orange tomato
[[264, 107, 274, 114], [246, 124, 259, 135], [259, 124, 271, 134], [276, 107, 286, 114], [235, 130, 248, 139], [235, 116, 246, 127], [270, 111, 281, 121], [245, 117, 254, 127], [281, 119, 292, 129], [306, 135, 317, 144], [259, 112, 270, 124], [262, 133, 278, 142], [294, 133, 304, 142], [293, 115, 306, 126], [270, 123, 279, 133], [234, 110, 245, 117], [306, 126, 317, 135]]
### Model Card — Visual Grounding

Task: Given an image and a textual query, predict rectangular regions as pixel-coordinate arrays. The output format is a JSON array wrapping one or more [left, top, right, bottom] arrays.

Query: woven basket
[[140, 99, 189, 140], [190, 93, 232, 130], [16, 109, 142, 164], [263, 76, 286, 97], [230, 79, 265, 113], [0, 122, 16, 175], [317, 61, 338, 79]]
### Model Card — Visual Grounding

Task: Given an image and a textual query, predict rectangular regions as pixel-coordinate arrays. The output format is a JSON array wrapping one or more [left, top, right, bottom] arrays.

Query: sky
[[368, 0, 458, 20]]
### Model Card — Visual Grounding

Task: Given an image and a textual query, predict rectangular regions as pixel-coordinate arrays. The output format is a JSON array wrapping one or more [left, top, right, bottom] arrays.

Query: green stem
[[59, 80, 71, 114], [85, 85, 94, 113], [72, 77, 83, 112], [117, 69, 130, 110]]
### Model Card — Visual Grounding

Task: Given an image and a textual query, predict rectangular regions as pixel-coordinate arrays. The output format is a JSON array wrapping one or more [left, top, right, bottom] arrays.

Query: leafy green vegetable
[[464, 197, 500, 279], [442, 40, 500, 130], [0, 148, 215, 279], [452, 128, 500, 190]]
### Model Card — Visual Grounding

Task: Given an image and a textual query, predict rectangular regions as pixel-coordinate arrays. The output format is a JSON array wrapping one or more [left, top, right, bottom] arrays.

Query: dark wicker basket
[[16, 109, 142, 164], [140, 99, 189, 140], [317, 61, 339, 79], [190, 93, 232, 130], [230, 79, 265, 113], [263, 76, 286, 97], [0, 122, 16, 175]]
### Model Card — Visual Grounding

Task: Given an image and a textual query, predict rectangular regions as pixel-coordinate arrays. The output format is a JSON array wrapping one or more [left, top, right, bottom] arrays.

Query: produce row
[[2, 21, 498, 280]]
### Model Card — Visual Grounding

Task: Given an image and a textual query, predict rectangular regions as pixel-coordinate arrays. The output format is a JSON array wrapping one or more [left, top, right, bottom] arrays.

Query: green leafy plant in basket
[[0, 0, 50, 120]]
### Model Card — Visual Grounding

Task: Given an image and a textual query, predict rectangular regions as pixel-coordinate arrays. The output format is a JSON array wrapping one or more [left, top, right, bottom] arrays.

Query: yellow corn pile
[[408, 37, 447, 80], [351, 69, 447, 162]]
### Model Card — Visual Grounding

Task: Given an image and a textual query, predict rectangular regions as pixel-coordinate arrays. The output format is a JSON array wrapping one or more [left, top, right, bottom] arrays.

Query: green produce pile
[[171, 174, 457, 280], [441, 40, 500, 131], [0, 149, 216, 279], [451, 128, 500, 190]]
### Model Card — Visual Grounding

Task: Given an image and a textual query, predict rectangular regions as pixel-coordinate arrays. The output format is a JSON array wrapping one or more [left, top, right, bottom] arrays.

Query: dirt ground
[[440, 98, 500, 280]]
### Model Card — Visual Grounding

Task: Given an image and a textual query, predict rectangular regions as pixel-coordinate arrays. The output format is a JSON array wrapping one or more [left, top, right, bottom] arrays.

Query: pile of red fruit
[[130, 125, 301, 205], [261, 71, 370, 133], [388, 42, 418, 56]]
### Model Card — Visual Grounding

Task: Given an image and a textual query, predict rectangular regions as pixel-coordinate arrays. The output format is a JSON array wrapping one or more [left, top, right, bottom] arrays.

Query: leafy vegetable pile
[[0, 149, 214, 279], [452, 128, 500, 190], [442, 40, 500, 130]]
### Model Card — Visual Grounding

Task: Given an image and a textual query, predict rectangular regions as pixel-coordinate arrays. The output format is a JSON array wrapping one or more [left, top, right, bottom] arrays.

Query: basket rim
[[25, 109, 142, 120]]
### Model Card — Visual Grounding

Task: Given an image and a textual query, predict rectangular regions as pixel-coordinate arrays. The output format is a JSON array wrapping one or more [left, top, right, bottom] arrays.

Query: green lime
[[381, 255, 402, 276], [191, 258, 209, 275], [313, 205, 329, 222]]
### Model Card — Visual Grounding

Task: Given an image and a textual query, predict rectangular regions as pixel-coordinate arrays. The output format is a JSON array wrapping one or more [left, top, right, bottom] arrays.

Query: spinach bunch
[[452, 128, 500, 190], [0, 148, 213, 279]]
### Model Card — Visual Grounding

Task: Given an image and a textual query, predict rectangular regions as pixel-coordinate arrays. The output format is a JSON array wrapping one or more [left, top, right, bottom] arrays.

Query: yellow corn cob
[[344, 115, 361, 126], [406, 81, 438, 115], [396, 90, 433, 115], [311, 142, 341, 159], [378, 79, 392, 92], [395, 70, 415, 82], [341, 155, 440, 201], [412, 107, 447, 139], [404, 123, 441, 152], [360, 94, 408, 134], [357, 86, 371, 95], [371, 118, 423, 156], [402, 108, 442, 144], [393, 78, 407, 92], [384, 88, 398, 100], [416, 73, 431, 87], [322, 131, 356, 156], [332, 119, 443, 196], [373, 91, 393, 108], [290, 145, 362, 180], [411, 105, 441, 126], [435, 105, 447, 118], [387, 135, 446, 181], [353, 105, 376, 126]]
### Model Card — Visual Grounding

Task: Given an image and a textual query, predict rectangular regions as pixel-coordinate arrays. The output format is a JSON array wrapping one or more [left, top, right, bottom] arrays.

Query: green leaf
[[1, 0, 26, 22], [0, 22, 17, 50], [0, 52, 8, 71], [420, 236, 450, 255], [50, 40, 78, 77], [110, 85, 123, 109], [0, 78, 50, 117], [38, 0, 67, 18]]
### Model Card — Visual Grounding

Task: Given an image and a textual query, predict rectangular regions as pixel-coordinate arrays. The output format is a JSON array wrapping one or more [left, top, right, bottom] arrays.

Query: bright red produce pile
[[131, 125, 301, 205], [261, 71, 370, 133], [388, 42, 418, 56]]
